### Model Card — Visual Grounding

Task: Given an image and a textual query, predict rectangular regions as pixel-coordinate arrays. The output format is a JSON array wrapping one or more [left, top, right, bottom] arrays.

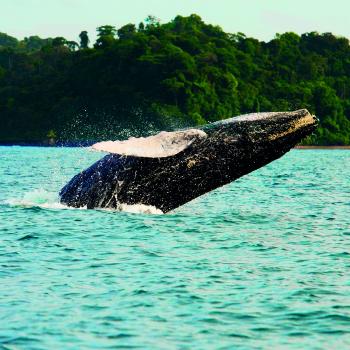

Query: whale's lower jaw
[[59, 109, 317, 213]]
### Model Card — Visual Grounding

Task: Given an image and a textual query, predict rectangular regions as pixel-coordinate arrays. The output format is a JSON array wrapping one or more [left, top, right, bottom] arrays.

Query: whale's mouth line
[[268, 114, 317, 141]]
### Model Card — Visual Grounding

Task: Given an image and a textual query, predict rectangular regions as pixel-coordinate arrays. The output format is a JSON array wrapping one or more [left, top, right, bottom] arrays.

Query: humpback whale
[[60, 109, 317, 213]]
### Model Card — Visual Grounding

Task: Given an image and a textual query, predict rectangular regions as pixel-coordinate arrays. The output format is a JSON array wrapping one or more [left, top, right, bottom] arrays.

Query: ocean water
[[0, 146, 349, 350]]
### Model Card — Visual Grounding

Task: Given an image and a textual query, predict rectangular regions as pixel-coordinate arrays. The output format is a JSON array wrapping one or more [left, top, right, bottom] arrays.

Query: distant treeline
[[1, 14, 350, 144]]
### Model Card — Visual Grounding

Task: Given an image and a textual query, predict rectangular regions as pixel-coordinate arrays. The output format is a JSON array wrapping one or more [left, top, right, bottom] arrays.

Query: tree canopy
[[0, 15, 349, 145]]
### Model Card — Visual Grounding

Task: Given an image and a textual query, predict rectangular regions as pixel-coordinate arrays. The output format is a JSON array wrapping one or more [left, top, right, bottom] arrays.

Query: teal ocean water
[[0, 147, 349, 349]]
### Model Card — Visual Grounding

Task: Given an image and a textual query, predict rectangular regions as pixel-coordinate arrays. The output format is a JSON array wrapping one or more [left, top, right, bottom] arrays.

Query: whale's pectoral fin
[[91, 129, 207, 158]]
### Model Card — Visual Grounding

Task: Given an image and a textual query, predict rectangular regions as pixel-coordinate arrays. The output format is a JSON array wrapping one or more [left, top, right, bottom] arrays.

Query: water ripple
[[0, 147, 349, 349]]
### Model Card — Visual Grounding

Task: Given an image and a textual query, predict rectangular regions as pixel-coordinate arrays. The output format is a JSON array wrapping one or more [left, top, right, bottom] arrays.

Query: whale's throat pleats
[[92, 129, 207, 158]]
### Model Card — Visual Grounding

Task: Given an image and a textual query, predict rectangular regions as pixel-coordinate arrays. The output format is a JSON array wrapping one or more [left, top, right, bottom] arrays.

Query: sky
[[1, 0, 350, 43]]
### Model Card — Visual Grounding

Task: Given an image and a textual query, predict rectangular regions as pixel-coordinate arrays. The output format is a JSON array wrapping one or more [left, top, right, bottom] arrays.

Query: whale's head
[[191, 109, 318, 183], [204, 109, 317, 152]]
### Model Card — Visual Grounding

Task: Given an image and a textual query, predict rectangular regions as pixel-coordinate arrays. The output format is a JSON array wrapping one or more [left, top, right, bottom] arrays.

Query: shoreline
[[1, 143, 349, 149], [0, 141, 94, 147], [294, 145, 350, 149]]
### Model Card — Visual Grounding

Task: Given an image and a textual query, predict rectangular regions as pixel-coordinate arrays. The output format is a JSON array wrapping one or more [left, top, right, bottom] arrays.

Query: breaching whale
[[59, 109, 317, 213]]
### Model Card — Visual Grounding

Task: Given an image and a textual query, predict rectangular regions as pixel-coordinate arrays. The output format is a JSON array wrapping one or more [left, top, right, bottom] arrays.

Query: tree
[[138, 22, 145, 31], [0, 33, 18, 49], [52, 37, 67, 47], [95, 25, 117, 48], [79, 31, 89, 49], [97, 25, 117, 37], [117, 24, 136, 40], [67, 41, 79, 51], [0, 16, 350, 145], [23, 36, 52, 51], [145, 15, 160, 28]]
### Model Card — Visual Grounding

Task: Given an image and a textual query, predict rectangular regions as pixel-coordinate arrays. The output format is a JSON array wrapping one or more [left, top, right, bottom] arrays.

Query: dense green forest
[[1, 15, 350, 145]]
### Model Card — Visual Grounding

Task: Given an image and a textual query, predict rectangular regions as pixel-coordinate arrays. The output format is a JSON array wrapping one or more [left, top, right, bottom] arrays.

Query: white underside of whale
[[92, 129, 207, 158]]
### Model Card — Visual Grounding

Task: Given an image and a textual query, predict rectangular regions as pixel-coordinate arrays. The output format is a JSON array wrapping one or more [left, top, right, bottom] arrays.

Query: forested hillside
[[1, 15, 350, 144]]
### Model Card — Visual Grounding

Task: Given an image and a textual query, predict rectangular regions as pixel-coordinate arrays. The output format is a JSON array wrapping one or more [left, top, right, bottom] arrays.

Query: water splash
[[4, 189, 164, 215], [117, 203, 163, 215], [4, 189, 68, 210]]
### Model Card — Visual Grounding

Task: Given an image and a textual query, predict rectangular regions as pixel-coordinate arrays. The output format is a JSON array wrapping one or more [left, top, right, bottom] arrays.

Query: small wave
[[4, 189, 69, 210]]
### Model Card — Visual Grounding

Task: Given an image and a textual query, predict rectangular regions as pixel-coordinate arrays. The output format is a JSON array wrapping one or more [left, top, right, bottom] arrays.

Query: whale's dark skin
[[60, 109, 317, 212]]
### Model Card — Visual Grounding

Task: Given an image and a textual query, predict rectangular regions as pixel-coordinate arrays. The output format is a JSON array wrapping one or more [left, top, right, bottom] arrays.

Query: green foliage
[[47, 129, 57, 139], [0, 33, 18, 48], [95, 25, 117, 48], [138, 22, 145, 32], [52, 37, 67, 47], [117, 24, 136, 40], [79, 31, 89, 49], [22, 36, 52, 51], [145, 15, 161, 28], [66, 41, 79, 51], [0, 15, 349, 144]]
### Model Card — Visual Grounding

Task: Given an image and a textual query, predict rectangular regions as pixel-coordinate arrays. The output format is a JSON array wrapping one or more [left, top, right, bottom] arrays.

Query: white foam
[[117, 203, 164, 215], [91, 129, 207, 158], [4, 189, 163, 215]]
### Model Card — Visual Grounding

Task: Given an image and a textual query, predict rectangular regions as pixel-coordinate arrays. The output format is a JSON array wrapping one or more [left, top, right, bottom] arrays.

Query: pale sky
[[1, 0, 350, 43]]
